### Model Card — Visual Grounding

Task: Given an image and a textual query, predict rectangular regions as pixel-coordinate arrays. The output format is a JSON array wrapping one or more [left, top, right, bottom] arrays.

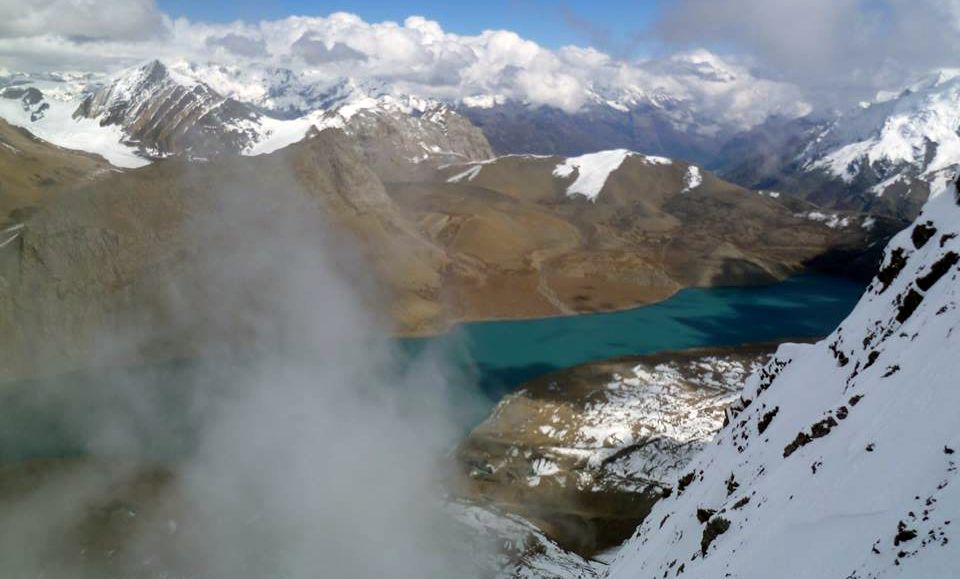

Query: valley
[[0, 275, 861, 577], [1, 7, 959, 577]]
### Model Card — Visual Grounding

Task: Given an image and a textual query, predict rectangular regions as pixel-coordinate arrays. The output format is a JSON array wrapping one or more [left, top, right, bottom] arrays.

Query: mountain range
[[0, 45, 958, 579], [1, 59, 958, 222]]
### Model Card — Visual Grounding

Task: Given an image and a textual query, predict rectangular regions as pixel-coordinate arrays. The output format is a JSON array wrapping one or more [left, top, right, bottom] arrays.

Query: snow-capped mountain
[[0, 70, 147, 168], [0, 50, 807, 171], [722, 71, 960, 221], [0, 60, 492, 170], [790, 71, 960, 218], [803, 71, 960, 190], [73, 60, 267, 158], [3, 56, 956, 221], [605, 178, 960, 578]]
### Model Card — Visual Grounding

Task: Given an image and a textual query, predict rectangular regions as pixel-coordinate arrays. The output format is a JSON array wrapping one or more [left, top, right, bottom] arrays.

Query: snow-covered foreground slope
[[607, 180, 960, 578]]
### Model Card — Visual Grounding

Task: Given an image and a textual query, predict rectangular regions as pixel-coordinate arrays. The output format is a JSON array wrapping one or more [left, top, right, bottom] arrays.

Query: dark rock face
[[700, 516, 731, 555], [911, 222, 937, 249], [876, 248, 909, 292], [757, 407, 779, 434], [916, 252, 959, 291], [1, 85, 49, 121], [73, 61, 264, 157], [896, 289, 925, 323]]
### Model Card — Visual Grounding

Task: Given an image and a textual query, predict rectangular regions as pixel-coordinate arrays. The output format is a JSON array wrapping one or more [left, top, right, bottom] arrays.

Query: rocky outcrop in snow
[[606, 179, 960, 578]]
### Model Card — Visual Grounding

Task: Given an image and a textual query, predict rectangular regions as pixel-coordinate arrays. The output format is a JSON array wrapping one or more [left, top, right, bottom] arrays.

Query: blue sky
[[157, 0, 664, 54]]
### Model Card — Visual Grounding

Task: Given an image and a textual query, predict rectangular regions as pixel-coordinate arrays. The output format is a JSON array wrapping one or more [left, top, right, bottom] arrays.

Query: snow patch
[[682, 165, 703, 193], [553, 149, 671, 201], [447, 164, 483, 183], [800, 211, 851, 229]]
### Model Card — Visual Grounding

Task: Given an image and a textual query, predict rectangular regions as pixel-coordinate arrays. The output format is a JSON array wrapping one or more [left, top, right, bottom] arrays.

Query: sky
[[0, 0, 958, 117], [156, 0, 665, 54]]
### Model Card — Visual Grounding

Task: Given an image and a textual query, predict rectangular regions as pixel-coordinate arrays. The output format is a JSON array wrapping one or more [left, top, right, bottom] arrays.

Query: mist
[[654, 0, 960, 108], [0, 180, 492, 578]]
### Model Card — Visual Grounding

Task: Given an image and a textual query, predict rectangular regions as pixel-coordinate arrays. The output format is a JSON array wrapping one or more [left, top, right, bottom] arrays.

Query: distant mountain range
[[1, 59, 957, 221]]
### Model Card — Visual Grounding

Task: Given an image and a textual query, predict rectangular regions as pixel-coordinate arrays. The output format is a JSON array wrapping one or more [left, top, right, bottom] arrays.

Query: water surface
[[409, 273, 864, 401], [0, 273, 863, 461]]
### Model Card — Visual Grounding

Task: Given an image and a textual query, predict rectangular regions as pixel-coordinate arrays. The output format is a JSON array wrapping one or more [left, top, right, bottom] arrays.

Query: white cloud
[[207, 33, 267, 58], [0, 0, 164, 41], [655, 0, 960, 107], [0, 3, 811, 126]]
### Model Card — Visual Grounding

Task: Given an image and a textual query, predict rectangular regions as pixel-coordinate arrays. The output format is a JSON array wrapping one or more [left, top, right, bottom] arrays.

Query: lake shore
[[452, 340, 815, 557]]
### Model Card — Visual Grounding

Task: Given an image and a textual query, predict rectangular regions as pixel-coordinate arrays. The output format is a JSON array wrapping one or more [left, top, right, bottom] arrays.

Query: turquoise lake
[[0, 273, 864, 461], [409, 273, 865, 401]]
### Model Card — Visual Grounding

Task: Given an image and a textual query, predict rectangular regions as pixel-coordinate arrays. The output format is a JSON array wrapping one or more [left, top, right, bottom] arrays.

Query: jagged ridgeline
[[4, 60, 959, 223]]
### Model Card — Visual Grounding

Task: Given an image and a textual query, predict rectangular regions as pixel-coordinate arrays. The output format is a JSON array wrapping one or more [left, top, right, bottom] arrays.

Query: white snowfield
[[0, 76, 149, 168], [606, 182, 960, 578], [553, 149, 672, 201]]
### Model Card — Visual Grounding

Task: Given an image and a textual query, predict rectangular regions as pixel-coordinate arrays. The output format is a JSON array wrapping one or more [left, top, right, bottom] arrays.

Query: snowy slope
[[799, 71, 960, 210], [0, 61, 491, 167], [0, 72, 148, 168], [606, 179, 960, 578], [449, 501, 604, 579]]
